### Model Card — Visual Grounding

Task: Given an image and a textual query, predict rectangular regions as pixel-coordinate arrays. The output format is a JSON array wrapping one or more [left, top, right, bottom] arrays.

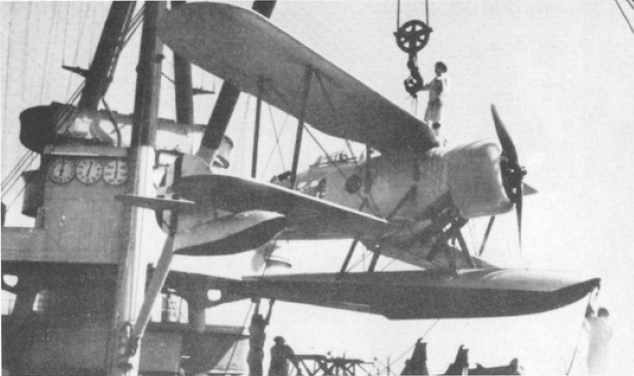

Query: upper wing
[[172, 174, 391, 239], [158, 2, 438, 154]]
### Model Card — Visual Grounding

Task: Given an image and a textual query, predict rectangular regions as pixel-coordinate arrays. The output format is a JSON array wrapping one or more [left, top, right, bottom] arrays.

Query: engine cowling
[[444, 141, 513, 219]]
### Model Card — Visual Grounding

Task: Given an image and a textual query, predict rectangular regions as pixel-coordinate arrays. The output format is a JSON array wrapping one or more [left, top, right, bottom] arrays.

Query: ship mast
[[109, 2, 165, 375], [77, 2, 136, 111]]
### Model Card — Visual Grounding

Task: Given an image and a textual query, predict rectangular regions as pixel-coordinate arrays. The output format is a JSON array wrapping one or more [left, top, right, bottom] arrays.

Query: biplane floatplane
[[118, 2, 599, 320]]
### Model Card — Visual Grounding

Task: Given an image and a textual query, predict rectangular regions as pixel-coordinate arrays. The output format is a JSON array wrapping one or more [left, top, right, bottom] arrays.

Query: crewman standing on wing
[[421, 61, 449, 139]]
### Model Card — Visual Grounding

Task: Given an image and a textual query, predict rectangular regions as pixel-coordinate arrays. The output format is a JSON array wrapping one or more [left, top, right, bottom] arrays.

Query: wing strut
[[252, 78, 264, 178], [289, 67, 313, 188]]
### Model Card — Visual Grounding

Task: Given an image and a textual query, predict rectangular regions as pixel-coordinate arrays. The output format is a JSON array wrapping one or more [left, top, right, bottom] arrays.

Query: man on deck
[[268, 336, 301, 376], [247, 300, 274, 376], [584, 303, 613, 375]]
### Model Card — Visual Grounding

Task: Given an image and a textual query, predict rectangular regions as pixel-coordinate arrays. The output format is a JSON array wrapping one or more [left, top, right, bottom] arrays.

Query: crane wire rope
[[396, 0, 430, 30]]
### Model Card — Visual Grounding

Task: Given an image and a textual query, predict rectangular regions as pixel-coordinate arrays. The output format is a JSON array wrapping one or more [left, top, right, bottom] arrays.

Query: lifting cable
[[396, 0, 431, 35]]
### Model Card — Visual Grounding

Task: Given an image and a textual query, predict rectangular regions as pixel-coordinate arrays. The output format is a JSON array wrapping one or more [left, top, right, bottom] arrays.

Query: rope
[[565, 293, 594, 375]]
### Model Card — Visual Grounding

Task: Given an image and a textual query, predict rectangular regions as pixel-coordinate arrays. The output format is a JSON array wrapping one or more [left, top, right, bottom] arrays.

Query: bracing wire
[[261, 104, 289, 176], [303, 125, 381, 216]]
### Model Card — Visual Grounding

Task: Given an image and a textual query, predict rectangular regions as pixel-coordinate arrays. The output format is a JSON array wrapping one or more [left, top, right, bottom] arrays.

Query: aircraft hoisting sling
[[394, 20, 433, 97]]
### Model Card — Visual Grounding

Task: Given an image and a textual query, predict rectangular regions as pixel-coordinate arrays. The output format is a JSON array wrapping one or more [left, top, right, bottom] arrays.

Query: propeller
[[491, 105, 527, 245]]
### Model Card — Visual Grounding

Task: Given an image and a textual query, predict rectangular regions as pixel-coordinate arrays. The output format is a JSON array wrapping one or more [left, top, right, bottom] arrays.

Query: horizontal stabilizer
[[164, 268, 600, 320], [115, 195, 196, 211]]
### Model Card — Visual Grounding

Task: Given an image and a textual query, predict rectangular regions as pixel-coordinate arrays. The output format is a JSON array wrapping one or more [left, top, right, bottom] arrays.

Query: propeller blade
[[516, 184, 523, 248], [478, 216, 496, 257], [491, 104, 525, 248], [491, 105, 518, 163], [522, 182, 538, 196]]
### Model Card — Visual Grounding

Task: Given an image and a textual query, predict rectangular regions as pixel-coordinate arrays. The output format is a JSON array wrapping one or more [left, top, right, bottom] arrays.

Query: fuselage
[[295, 140, 513, 224], [292, 140, 514, 267]]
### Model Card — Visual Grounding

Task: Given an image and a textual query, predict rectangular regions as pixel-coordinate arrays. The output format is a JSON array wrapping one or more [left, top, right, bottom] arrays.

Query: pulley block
[[394, 20, 433, 56]]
